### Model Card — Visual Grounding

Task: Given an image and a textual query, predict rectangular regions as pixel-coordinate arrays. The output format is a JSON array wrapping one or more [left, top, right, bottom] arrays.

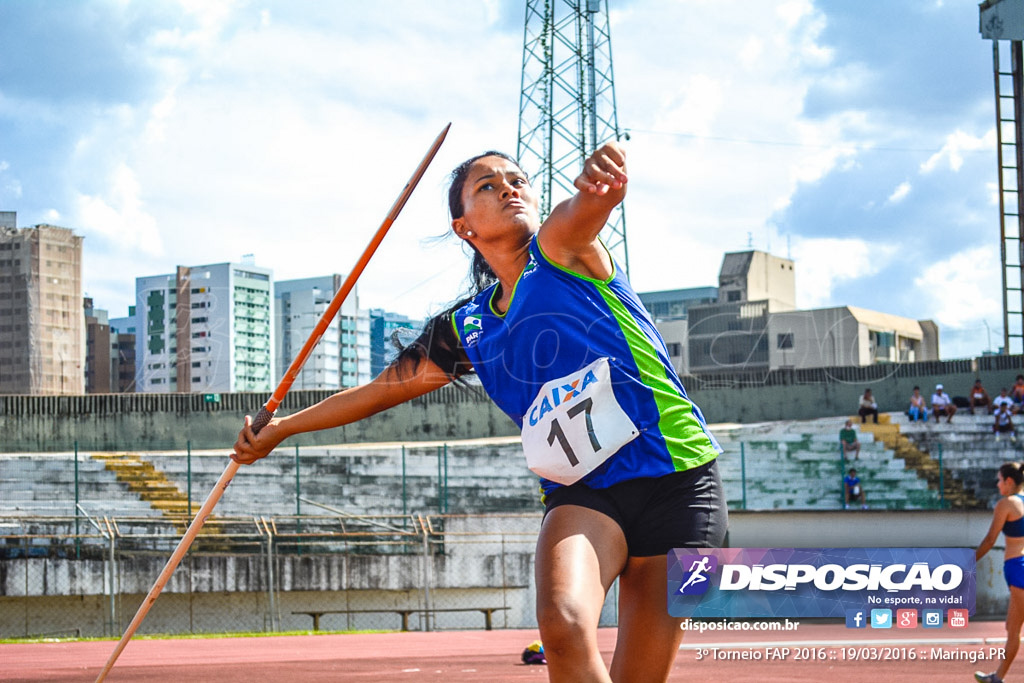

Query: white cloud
[[791, 237, 898, 309], [921, 129, 995, 173], [887, 181, 911, 203], [73, 164, 163, 255], [1, 1, 1004, 361], [913, 246, 1001, 328]]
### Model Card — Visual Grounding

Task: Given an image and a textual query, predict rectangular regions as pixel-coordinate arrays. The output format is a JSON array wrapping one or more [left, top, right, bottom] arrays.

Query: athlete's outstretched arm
[[232, 356, 454, 465], [537, 141, 628, 279]]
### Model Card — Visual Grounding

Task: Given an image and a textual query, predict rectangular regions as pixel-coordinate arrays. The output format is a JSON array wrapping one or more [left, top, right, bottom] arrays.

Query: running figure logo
[[677, 555, 718, 595]]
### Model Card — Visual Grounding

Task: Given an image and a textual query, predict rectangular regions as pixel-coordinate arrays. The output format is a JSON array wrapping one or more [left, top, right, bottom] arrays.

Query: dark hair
[[913, 386, 920, 391], [999, 462, 1024, 487]]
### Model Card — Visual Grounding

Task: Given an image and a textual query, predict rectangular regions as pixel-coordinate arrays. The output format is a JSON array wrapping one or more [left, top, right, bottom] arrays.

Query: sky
[[0, 0, 1007, 359]]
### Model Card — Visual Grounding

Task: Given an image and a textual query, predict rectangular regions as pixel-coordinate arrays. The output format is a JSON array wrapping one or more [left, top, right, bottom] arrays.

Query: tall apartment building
[[0, 215, 85, 394], [109, 309, 137, 392], [136, 259, 274, 393], [84, 297, 112, 393], [274, 275, 371, 390]]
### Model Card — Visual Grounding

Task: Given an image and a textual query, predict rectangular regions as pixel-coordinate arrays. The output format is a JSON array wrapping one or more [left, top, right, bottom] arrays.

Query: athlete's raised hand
[[574, 141, 627, 196]]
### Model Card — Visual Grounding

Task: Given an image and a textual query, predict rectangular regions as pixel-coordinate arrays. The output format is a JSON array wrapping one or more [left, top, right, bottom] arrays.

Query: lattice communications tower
[[982, 0, 1024, 354], [518, 0, 629, 273]]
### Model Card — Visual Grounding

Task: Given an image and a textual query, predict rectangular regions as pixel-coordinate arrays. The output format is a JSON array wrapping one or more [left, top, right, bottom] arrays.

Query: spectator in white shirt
[[931, 384, 957, 424], [994, 388, 1016, 415], [858, 388, 879, 424]]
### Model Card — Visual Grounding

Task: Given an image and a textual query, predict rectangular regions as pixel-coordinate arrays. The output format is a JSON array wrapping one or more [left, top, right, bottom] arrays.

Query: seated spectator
[[969, 378, 992, 415], [858, 388, 879, 424], [994, 388, 1016, 415], [839, 419, 860, 460], [844, 468, 867, 509], [931, 384, 957, 424], [1013, 375, 1024, 409], [994, 403, 1017, 444], [908, 386, 928, 422]]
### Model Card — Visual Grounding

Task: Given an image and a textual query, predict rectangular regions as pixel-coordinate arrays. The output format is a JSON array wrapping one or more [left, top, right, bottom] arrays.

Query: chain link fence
[[0, 512, 546, 639]]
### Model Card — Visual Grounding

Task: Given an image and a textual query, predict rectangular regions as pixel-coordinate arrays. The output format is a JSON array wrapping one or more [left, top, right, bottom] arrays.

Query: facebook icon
[[845, 609, 867, 629]]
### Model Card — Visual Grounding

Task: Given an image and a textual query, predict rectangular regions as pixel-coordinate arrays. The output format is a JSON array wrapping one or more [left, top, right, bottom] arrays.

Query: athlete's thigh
[[535, 504, 628, 623], [609, 554, 683, 683]]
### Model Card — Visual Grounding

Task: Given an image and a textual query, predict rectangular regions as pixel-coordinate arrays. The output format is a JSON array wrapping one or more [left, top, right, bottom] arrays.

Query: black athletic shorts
[[542, 458, 728, 557]]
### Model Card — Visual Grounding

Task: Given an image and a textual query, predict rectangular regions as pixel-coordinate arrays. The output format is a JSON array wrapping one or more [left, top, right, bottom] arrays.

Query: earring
[[465, 230, 474, 237]]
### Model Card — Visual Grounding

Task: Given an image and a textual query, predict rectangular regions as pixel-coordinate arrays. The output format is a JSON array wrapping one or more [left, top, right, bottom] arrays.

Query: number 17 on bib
[[521, 357, 640, 485]]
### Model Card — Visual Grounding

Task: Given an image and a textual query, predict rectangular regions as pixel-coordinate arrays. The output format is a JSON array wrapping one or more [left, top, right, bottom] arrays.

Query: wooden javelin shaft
[[95, 123, 451, 682]]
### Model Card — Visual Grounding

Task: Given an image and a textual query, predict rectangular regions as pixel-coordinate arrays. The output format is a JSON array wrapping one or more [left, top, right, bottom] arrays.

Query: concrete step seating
[[1, 417, 958, 519], [712, 416, 939, 511], [0, 453, 161, 517], [887, 411, 1024, 508], [143, 439, 540, 517]]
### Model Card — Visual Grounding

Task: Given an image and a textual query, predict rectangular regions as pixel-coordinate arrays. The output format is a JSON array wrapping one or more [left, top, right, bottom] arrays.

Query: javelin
[[95, 122, 452, 682]]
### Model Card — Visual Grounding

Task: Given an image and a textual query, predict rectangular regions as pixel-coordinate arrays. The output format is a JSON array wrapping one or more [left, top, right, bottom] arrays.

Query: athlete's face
[[453, 156, 540, 240], [998, 473, 1018, 497]]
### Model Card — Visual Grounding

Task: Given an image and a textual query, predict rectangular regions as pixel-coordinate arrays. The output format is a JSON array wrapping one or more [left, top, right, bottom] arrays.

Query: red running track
[[0, 621, 1012, 682]]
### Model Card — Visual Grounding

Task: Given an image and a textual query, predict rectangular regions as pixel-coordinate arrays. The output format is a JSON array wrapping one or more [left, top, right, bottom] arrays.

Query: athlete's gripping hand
[[232, 414, 285, 465], [574, 141, 627, 196]]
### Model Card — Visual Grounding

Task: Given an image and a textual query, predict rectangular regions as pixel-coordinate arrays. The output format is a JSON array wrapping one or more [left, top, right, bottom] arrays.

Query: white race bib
[[521, 357, 640, 485]]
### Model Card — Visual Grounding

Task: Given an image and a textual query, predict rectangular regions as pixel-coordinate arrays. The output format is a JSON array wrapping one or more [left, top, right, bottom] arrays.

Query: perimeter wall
[[0, 509, 1005, 639], [1, 355, 1022, 451]]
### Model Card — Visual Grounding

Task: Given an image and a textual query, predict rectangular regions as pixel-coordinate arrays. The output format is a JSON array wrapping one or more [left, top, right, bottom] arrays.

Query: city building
[[660, 250, 939, 375], [84, 298, 112, 393], [368, 308, 422, 378], [274, 275, 371, 390], [136, 258, 274, 393], [109, 309, 137, 392], [637, 286, 718, 322], [637, 286, 719, 375], [0, 215, 85, 394]]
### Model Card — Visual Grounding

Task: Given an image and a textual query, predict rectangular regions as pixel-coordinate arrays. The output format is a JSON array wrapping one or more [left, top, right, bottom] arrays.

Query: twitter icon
[[870, 609, 892, 629]]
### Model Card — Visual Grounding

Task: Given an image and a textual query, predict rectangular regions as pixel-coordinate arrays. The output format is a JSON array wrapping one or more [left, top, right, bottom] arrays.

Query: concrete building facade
[[647, 249, 941, 375], [109, 310, 137, 392], [274, 275, 371, 390], [0, 217, 84, 394], [84, 298, 112, 393], [136, 260, 274, 393]]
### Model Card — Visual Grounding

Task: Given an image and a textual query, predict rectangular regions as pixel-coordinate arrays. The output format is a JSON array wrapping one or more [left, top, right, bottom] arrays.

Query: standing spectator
[[970, 378, 992, 415], [908, 386, 928, 422], [839, 419, 860, 461], [994, 388, 1016, 416], [858, 388, 879, 424], [844, 468, 867, 509], [995, 404, 1018, 444], [932, 384, 957, 424], [1013, 375, 1024, 411]]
